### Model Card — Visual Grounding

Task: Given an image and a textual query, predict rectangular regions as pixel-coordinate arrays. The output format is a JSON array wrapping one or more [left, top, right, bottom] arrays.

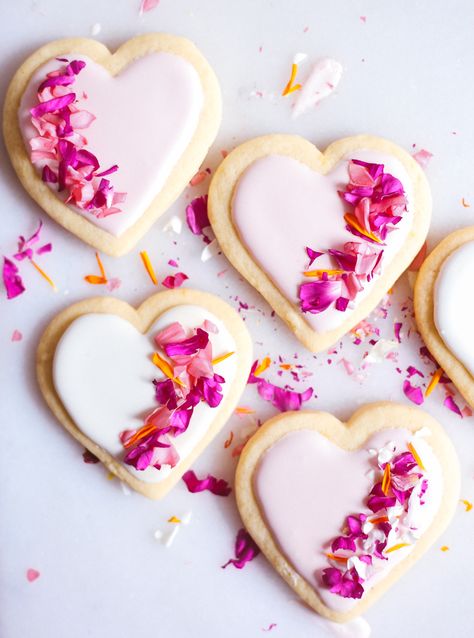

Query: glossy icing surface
[[19, 53, 203, 236], [254, 427, 442, 612], [434, 241, 474, 376], [232, 151, 413, 333], [53, 305, 237, 483]]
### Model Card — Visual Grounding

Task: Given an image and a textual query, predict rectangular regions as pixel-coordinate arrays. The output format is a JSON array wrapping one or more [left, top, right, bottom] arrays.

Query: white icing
[[53, 306, 237, 483], [434, 240, 474, 376], [19, 53, 203, 236]]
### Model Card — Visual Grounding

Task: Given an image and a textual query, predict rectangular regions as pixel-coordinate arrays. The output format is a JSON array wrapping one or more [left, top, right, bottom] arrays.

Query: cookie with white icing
[[37, 289, 252, 499], [208, 134, 431, 352], [4, 34, 221, 255], [236, 403, 459, 622], [415, 226, 474, 407]]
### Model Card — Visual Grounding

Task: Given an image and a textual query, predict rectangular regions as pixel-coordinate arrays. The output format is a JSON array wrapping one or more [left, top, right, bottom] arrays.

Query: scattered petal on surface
[[11, 329, 23, 342], [403, 379, 424, 405], [182, 470, 232, 496], [222, 529, 260, 569], [444, 395, 463, 417], [26, 569, 40, 583], [139, 0, 160, 14], [412, 149, 433, 169]]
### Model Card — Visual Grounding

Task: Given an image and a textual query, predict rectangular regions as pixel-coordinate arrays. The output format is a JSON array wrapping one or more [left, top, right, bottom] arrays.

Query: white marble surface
[[0, 1, 473, 637]]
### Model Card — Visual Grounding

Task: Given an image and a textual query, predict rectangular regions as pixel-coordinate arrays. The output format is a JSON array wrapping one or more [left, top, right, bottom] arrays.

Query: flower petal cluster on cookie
[[120, 320, 227, 472], [28, 58, 126, 218], [299, 159, 407, 315], [322, 438, 427, 599]]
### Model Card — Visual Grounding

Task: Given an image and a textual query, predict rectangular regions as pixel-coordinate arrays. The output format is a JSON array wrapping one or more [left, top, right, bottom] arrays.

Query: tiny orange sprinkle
[[408, 442, 425, 471], [282, 63, 302, 96], [30, 259, 57, 291], [85, 252, 108, 285], [344, 213, 382, 244], [168, 516, 181, 524], [212, 351, 235, 365], [425, 367, 443, 397], [440, 545, 449, 552], [460, 499, 473, 512], [254, 356, 271, 376], [140, 250, 158, 285], [385, 543, 410, 554], [381, 463, 391, 495], [461, 198, 470, 208], [224, 431, 234, 448], [235, 406, 255, 415]]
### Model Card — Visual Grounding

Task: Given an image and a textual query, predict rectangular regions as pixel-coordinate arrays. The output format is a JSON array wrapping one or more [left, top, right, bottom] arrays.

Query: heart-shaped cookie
[[37, 289, 252, 499], [236, 404, 459, 622], [208, 135, 431, 352], [415, 226, 474, 407], [4, 34, 221, 256]]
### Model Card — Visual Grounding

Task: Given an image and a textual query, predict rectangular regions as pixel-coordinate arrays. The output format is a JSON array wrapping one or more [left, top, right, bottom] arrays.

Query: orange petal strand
[[460, 499, 473, 512], [303, 269, 345, 277], [140, 250, 158, 285], [282, 63, 301, 96], [425, 367, 443, 397], [152, 352, 186, 387], [168, 516, 181, 523], [212, 351, 235, 365], [381, 463, 391, 495], [30, 259, 57, 291], [95, 252, 106, 278], [461, 198, 470, 208], [235, 406, 255, 415], [124, 423, 157, 449], [224, 431, 234, 448], [326, 553, 348, 563], [385, 543, 410, 554], [408, 442, 425, 471], [369, 515, 389, 525], [344, 213, 382, 244], [254, 356, 271, 377], [84, 275, 107, 284]]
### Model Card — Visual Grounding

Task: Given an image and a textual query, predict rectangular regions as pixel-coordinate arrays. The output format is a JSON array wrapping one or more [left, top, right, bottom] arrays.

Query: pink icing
[[231, 151, 413, 333], [19, 53, 203, 237], [254, 428, 442, 612]]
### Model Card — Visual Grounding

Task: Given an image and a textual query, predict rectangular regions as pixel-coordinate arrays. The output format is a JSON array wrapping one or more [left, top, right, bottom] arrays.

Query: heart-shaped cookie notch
[[415, 226, 474, 407], [4, 34, 221, 256], [208, 134, 431, 352], [236, 403, 459, 622], [37, 289, 252, 499]]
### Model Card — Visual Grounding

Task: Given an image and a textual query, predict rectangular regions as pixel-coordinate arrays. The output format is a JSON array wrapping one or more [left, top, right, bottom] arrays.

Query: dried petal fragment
[[182, 470, 232, 496], [222, 529, 260, 569]]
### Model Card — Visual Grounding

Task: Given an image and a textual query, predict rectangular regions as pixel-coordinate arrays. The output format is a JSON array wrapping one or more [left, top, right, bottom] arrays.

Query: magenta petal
[[182, 470, 232, 496], [186, 195, 210, 241], [299, 280, 342, 314], [2, 257, 25, 299], [331, 536, 356, 553], [222, 529, 260, 569], [30, 93, 76, 117], [164, 328, 209, 357], [403, 379, 424, 405], [444, 395, 463, 417]]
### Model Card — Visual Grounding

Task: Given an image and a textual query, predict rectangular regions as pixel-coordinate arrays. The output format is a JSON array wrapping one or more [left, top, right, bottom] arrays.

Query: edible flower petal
[[182, 470, 232, 496], [222, 529, 260, 569]]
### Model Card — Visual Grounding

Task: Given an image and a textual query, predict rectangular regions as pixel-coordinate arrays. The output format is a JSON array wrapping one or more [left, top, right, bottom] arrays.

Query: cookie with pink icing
[[4, 34, 221, 256], [415, 226, 474, 408], [36, 289, 251, 499], [236, 404, 459, 622], [208, 134, 431, 352]]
